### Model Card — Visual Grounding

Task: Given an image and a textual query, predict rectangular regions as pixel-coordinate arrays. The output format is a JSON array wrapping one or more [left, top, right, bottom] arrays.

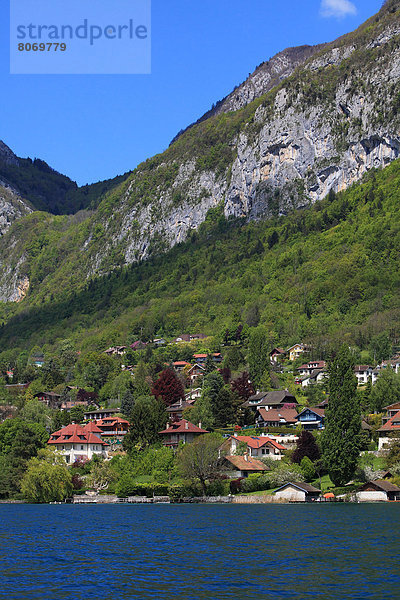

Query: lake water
[[0, 503, 399, 600]]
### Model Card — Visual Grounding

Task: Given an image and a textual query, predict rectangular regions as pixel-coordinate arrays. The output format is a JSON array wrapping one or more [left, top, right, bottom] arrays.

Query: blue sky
[[1, 0, 382, 186]]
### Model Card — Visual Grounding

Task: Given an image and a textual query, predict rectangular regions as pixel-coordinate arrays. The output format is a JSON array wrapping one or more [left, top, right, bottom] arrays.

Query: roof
[[354, 365, 373, 372], [166, 401, 193, 413], [360, 480, 400, 493], [271, 348, 285, 354], [274, 481, 321, 494], [173, 361, 191, 367], [95, 417, 129, 427], [48, 423, 108, 446], [225, 455, 268, 472], [296, 407, 325, 419], [84, 421, 103, 434], [257, 408, 298, 424], [383, 401, 400, 411], [158, 419, 209, 435], [378, 410, 400, 432], [246, 390, 297, 407], [231, 435, 285, 451]]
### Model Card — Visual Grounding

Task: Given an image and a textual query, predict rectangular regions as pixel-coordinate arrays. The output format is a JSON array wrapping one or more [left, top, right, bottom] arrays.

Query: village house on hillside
[[243, 390, 298, 413], [159, 420, 208, 447], [377, 410, 400, 451], [287, 344, 309, 362], [354, 365, 373, 385], [172, 333, 208, 343], [256, 407, 298, 428], [48, 423, 109, 463], [224, 455, 268, 478], [224, 435, 286, 461], [295, 407, 325, 430]]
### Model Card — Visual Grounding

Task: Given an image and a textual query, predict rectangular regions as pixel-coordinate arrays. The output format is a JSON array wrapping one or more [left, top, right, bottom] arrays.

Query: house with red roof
[[225, 454, 269, 478], [224, 435, 286, 461], [257, 407, 298, 428], [48, 423, 109, 463], [94, 417, 129, 438], [158, 419, 208, 448], [377, 410, 400, 451], [172, 361, 192, 372]]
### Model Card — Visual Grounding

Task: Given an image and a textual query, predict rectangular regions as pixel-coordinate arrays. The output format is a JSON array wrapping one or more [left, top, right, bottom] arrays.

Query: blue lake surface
[[0, 503, 399, 600]]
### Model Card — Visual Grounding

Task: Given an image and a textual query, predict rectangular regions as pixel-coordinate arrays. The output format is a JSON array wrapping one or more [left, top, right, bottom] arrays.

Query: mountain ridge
[[0, 1, 400, 306]]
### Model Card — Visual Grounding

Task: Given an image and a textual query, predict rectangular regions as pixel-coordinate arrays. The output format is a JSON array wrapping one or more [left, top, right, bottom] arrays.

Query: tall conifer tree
[[322, 346, 361, 486]]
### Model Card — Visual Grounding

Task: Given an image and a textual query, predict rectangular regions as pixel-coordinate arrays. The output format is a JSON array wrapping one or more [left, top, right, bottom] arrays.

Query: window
[[81, 445, 84, 450]]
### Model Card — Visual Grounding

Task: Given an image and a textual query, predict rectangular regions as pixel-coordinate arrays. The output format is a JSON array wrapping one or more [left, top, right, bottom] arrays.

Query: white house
[[274, 482, 321, 502], [357, 480, 400, 502], [225, 435, 286, 461], [48, 423, 109, 463], [354, 365, 373, 385]]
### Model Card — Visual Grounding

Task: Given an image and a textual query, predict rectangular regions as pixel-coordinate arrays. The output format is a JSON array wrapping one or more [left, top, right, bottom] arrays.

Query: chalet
[[298, 369, 327, 388], [34, 391, 61, 409], [270, 348, 286, 363], [104, 346, 127, 356], [382, 401, 400, 424], [30, 354, 45, 368], [354, 365, 373, 385], [185, 388, 202, 402], [243, 390, 298, 411], [166, 399, 195, 422], [95, 416, 130, 439], [256, 407, 298, 428], [130, 341, 147, 351], [192, 353, 222, 365], [158, 420, 208, 447], [287, 344, 309, 362], [84, 408, 121, 421], [224, 455, 268, 478], [48, 423, 108, 463], [172, 333, 207, 343], [295, 407, 325, 430], [188, 363, 206, 382], [379, 357, 400, 374], [274, 482, 321, 502], [172, 361, 191, 373], [357, 480, 400, 502], [225, 435, 285, 461], [377, 410, 400, 451], [5, 383, 30, 395], [298, 361, 327, 377]]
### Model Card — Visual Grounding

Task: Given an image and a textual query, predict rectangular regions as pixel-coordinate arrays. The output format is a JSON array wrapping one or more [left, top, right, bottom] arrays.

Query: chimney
[[244, 453, 248, 462], [198, 422, 202, 429], [185, 421, 189, 430]]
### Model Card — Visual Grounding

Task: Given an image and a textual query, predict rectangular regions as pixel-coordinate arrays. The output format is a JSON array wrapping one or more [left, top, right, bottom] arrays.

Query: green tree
[[177, 433, 225, 495], [248, 326, 270, 389], [370, 369, 400, 413], [369, 332, 392, 363], [20, 399, 52, 430], [300, 456, 316, 482], [21, 451, 72, 503], [124, 396, 168, 450], [322, 346, 361, 487], [86, 461, 117, 493]]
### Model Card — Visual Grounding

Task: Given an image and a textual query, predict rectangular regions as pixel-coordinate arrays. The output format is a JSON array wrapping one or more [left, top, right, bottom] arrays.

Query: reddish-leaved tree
[[231, 371, 255, 401], [151, 368, 185, 406]]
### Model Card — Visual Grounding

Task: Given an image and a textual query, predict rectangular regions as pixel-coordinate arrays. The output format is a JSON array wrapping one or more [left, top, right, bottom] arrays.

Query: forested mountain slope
[[0, 158, 398, 354], [1, 1, 400, 303]]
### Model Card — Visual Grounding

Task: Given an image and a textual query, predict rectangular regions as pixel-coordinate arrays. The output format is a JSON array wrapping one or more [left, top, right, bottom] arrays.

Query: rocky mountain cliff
[[1, 0, 400, 303]]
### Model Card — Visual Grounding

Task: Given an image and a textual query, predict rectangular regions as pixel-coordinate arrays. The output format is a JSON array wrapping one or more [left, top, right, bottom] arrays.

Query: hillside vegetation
[[0, 158, 399, 355]]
